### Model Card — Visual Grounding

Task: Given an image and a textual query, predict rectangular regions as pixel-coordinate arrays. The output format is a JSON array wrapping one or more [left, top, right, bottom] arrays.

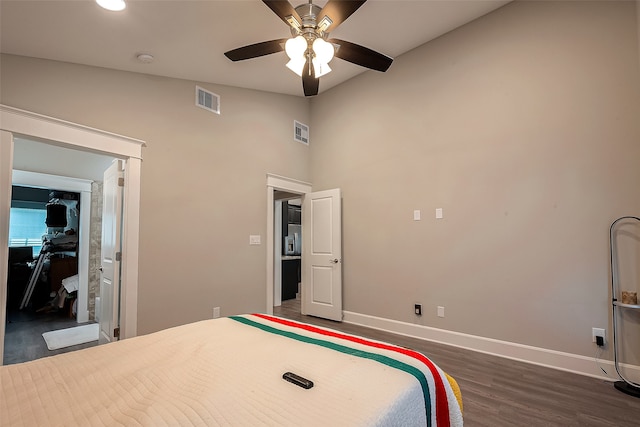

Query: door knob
[[329, 258, 340, 264]]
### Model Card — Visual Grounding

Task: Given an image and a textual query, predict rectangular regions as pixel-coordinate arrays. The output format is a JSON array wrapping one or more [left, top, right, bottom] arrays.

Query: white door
[[99, 160, 124, 344], [301, 188, 342, 321]]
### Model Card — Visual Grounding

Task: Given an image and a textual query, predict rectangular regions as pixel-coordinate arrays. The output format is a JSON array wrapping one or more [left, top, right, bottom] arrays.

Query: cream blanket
[[1, 314, 462, 426]]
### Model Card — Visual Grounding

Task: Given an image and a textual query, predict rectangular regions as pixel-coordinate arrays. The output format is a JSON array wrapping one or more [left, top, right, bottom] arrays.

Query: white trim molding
[[0, 105, 144, 159], [343, 310, 639, 382], [0, 104, 145, 364], [0, 131, 15, 365]]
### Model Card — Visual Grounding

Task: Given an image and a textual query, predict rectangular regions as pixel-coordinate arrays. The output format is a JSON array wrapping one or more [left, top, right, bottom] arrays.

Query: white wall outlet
[[413, 210, 421, 221], [213, 307, 221, 319], [437, 306, 445, 318], [249, 235, 261, 245], [592, 327, 605, 343], [435, 208, 443, 219]]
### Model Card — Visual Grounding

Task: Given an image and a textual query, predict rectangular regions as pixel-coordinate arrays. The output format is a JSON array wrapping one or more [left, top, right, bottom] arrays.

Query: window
[[9, 208, 47, 257]]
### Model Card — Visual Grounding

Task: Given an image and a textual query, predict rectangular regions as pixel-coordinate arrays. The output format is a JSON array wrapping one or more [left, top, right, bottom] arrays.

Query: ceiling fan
[[224, 0, 393, 97]]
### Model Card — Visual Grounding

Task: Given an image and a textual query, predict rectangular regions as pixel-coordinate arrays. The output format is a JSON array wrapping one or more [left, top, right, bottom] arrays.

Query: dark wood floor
[[274, 299, 640, 426], [3, 308, 98, 365]]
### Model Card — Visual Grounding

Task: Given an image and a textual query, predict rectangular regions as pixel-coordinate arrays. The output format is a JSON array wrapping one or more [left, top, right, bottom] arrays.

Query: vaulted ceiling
[[0, 0, 510, 97]]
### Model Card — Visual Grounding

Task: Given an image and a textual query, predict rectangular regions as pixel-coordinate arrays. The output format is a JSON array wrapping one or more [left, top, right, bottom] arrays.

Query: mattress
[[1, 314, 463, 426]]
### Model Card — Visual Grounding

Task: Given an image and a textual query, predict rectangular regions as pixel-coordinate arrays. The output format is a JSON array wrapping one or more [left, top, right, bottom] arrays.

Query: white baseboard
[[343, 311, 640, 383]]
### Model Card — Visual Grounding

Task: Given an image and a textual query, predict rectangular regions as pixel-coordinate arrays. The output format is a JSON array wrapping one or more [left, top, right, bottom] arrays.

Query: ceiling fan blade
[[302, 60, 319, 97], [224, 39, 287, 61], [317, 0, 367, 33], [262, 0, 303, 27], [328, 38, 393, 72]]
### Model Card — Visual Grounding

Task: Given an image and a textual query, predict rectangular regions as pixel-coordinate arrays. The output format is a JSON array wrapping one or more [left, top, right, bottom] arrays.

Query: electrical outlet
[[414, 304, 422, 316], [437, 306, 445, 318], [592, 327, 605, 344], [213, 307, 221, 319]]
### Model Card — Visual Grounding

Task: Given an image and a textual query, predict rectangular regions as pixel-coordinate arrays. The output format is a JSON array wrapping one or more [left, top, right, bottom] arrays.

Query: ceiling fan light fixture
[[286, 58, 306, 77], [312, 59, 331, 78], [285, 36, 307, 60], [224, 0, 393, 96], [312, 38, 334, 64], [96, 0, 126, 11]]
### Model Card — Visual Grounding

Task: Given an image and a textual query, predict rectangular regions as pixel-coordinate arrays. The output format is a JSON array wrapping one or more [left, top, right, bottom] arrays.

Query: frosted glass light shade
[[312, 59, 332, 78], [286, 58, 306, 76], [286, 36, 334, 78], [312, 38, 334, 64], [96, 0, 126, 11], [285, 36, 307, 60]]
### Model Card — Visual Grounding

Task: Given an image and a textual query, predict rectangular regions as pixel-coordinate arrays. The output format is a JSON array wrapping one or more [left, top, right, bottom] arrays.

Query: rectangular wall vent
[[294, 120, 309, 145], [195, 86, 220, 114]]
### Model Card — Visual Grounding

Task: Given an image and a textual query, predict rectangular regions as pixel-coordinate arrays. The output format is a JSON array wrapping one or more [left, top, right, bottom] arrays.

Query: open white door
[[99, 159, 124, 344], [301, 188, 342, 321]]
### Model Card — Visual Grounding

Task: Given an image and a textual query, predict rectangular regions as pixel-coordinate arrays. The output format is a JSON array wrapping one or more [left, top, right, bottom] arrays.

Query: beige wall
[[0, 55, 311, 334], [2, 0, 639, 361], [310, 0, 640, 358]]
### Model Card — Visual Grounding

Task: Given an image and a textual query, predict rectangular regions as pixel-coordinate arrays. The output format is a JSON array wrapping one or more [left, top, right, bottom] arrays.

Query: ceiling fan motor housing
[[291, 2, 338, 64], [292, 4, 327, 44]]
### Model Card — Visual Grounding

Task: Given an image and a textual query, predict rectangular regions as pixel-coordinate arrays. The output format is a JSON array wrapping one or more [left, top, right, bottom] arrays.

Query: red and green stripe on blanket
[[230, 314, 463, 427]]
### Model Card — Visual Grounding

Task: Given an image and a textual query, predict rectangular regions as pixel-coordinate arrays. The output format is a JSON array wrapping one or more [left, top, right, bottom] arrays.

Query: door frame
[[0, 104, 145, 363], [266, 174, 311, 315]]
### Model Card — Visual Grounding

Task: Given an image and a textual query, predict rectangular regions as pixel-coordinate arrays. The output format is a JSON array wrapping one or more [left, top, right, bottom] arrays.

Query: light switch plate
[[435, 208, 443, 219], [249, 235, 261, 245], [413, 210, 421, 221]]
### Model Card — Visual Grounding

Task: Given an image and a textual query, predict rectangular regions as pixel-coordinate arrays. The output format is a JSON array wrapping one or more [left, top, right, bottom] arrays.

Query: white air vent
[[195, 86, 220, 114], [294, 120, 309, 145]]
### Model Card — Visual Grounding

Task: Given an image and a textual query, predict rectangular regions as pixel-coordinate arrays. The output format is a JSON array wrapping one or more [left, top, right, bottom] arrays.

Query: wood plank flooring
[[274, 299, 640, 426]]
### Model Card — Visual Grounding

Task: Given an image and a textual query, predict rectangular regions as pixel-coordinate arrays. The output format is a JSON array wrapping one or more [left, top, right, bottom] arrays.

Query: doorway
[[4, 175, 98, 364], [0, 104, 145, 364], [276, 196, 302, 312], [266, 175, 344, 322], [266, 174, 311, 316]]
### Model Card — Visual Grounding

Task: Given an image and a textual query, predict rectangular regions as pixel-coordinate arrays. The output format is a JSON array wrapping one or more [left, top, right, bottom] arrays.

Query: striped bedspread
[[1, 314, 463, 426], [234, 314, 463, 427]]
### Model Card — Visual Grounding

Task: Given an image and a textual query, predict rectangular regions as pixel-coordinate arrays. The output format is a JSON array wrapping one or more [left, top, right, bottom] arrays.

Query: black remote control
[[282, 372, 314, 389]]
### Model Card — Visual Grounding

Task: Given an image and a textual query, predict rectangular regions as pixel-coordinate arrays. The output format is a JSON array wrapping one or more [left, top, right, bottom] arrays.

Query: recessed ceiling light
[[136, 53, 154, 64], [96, 0, 126, 12]]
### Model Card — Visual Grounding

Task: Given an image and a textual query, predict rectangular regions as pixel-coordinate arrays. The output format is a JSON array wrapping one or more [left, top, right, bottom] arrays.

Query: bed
[[1, 314, 463, 426]]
